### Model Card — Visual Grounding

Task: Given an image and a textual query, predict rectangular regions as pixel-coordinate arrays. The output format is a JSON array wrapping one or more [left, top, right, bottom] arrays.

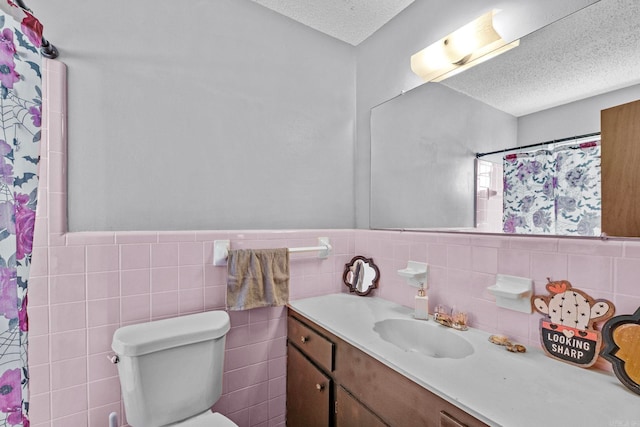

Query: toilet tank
[[112, 311, 231, 427]]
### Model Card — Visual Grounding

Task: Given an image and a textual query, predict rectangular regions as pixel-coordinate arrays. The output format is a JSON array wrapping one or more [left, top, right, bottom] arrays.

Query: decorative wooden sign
[[601, 307, 640, 395], [532, 279, 615, 368]]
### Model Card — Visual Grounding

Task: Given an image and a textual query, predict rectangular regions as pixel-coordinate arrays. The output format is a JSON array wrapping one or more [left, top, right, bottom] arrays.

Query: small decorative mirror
[[343, 256, 380, 296]]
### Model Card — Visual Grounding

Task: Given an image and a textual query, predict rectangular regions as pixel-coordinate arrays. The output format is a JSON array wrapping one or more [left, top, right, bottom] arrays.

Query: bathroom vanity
[[287, 308, 484, 426], [286, 294, 640, 427]]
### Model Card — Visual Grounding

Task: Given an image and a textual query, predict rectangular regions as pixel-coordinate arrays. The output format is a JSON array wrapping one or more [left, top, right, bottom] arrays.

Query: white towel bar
[[213, 237, 332, 266]]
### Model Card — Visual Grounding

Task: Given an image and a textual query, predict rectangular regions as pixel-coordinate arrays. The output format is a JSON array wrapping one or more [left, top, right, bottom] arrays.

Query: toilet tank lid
[[112, 311, 231, 356]]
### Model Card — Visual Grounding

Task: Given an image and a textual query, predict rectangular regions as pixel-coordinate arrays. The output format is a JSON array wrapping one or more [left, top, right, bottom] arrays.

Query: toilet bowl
[[111, 311, 237, 426]]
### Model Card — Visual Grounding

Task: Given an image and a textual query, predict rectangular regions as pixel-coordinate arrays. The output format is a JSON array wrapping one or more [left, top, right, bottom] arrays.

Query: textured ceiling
[[442, 0, 640, 116], [250, 0, 415, 45], [250, 0, 637, 116]]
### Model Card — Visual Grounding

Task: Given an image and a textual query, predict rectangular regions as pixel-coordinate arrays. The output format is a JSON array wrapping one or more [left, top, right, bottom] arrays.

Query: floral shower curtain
[[503, 141, 601, 236], [0, 2, 43, 426]]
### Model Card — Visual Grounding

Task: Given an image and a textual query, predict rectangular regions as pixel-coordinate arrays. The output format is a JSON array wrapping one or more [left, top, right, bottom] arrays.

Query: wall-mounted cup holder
[[398, 261, 428, 288], [488, 274, 533, 313]]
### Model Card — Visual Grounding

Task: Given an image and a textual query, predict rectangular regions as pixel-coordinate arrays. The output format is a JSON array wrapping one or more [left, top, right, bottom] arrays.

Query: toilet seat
[[166, 411, 238, 427]]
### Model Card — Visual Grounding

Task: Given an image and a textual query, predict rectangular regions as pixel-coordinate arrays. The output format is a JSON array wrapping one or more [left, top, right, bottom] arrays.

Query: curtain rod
[[13, 0, 58, 59], [476, 132, 601, 159]]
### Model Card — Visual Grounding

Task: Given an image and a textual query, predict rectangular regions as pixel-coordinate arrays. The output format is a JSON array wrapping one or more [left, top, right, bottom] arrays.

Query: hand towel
[[226, 248, 290, 311]]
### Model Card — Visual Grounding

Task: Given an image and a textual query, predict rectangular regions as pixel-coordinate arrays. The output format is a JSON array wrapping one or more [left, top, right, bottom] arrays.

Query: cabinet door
[[336, 386, 388, 427], [287, 344, 331, 427], [602, 98, 640, 236]]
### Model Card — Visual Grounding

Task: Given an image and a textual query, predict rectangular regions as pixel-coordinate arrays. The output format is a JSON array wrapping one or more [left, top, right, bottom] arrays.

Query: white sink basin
[[373, 318, 474, 359]]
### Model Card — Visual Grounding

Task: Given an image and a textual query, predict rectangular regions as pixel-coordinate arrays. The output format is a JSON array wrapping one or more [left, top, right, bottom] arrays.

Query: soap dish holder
[[397, 261, 428, 288], [487, 274, 533, 313]]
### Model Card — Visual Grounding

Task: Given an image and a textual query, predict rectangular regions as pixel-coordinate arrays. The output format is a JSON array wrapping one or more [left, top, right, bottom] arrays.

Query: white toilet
[[111, 311, 238, 427]]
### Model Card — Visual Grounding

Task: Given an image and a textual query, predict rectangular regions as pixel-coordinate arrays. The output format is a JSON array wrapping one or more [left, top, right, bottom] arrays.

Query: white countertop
[[289, 293, 640, 427]]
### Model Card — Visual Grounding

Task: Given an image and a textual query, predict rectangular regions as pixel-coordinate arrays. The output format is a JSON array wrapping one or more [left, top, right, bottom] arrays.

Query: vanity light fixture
[[410, 10, 519, 82]]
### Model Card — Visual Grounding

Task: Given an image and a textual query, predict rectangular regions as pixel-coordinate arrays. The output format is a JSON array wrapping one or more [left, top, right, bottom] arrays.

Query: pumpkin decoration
[[601, 307, 640, 395]]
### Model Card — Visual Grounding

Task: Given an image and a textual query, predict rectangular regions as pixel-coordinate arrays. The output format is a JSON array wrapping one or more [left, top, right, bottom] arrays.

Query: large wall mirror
[[371, 0, 640, 237]]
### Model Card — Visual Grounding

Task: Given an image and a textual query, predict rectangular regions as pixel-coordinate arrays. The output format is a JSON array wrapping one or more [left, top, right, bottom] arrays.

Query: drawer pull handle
[[316, 383, 325, 391], [301, 336, 309, 343]]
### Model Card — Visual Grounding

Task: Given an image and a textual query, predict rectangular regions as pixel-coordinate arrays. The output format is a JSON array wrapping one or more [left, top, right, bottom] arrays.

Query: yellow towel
[[226, 248, 290, 311]]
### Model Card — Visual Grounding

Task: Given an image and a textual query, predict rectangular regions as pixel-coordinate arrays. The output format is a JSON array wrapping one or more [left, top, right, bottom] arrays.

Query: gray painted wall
[[518, 83, 640, 145], [370, 83, 517, 229], [31, 0, 356, 231]]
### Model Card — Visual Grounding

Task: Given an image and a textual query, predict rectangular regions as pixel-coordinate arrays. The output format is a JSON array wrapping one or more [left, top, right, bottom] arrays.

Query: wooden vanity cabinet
[[286, 316, 334, 427], [286, 310, 487, 427]]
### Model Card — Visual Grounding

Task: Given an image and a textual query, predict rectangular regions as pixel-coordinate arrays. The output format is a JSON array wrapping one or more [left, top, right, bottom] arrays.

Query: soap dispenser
[[397, 261, 429, 320], [414, 284, 429, 320]]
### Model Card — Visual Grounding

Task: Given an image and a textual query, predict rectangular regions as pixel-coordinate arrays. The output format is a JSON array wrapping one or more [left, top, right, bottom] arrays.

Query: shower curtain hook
[[13, 0, 59, 59], [40, 38, 59, 59]]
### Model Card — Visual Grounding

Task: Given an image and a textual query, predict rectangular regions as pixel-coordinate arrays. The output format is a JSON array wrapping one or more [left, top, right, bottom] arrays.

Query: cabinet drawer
[[288, 316, 334, 372]]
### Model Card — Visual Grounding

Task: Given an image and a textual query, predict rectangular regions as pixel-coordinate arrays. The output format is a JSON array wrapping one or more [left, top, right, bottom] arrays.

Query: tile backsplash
[[353, 231, 640, 347], [29, 59, 640, 427], [30, 228, 351, 427]]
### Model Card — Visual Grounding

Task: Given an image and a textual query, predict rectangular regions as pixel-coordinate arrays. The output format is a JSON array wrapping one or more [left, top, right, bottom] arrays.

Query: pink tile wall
[[31, 227, 351, 427], [29, 59, 640, 427], [355, 230, 640, 349], [28, 59, 352, 427]]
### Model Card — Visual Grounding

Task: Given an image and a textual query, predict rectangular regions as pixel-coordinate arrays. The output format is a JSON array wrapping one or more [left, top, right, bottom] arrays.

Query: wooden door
[[286, 344, 331, 427], [601, 99, 640, 236], [335, 386, 388, 427]]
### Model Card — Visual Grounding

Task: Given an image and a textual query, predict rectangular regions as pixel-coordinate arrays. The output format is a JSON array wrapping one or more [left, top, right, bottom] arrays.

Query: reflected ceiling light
[[411, 10, 519, 83]]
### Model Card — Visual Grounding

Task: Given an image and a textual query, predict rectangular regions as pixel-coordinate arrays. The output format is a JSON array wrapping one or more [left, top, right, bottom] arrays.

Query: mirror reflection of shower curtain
[[503, 141, 601, 236]]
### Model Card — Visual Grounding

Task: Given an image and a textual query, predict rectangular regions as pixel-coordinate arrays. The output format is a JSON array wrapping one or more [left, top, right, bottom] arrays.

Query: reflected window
[[475, 159, 504, 233]]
